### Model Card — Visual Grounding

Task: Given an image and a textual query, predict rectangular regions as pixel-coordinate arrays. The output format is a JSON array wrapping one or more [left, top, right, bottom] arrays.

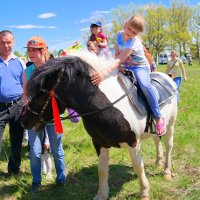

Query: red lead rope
[[50, 90, 63, 134]]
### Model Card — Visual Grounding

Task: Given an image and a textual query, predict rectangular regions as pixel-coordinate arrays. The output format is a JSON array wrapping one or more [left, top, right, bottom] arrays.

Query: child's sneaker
[[156, 117, 167, 136], [46, 172, 53, 180]]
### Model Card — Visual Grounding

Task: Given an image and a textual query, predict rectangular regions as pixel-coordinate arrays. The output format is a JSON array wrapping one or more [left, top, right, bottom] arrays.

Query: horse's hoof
[[164, 173, 172, 181], [141, 197, 149, 200], [93, 195, 107, 200]]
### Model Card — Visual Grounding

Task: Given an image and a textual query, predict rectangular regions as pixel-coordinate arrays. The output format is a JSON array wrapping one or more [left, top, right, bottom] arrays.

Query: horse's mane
[[68, 51, 114, 73], [26, 51, 113, 96]]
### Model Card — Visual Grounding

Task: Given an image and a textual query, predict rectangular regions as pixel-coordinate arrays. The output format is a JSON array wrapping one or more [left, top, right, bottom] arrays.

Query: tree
[[14, 50, 21, 57], [142, 4, 169, 63], [168, 0, 192, 56], [190, 5, 200, 63]]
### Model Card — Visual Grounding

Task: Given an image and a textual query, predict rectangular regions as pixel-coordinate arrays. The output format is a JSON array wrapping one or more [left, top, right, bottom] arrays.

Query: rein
[[27, 69, 135, 122], [60, 80, 135, 120]]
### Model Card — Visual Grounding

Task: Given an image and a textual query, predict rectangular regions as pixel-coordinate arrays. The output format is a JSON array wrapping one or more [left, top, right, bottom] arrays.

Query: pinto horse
[[21, 52, 177, 200]]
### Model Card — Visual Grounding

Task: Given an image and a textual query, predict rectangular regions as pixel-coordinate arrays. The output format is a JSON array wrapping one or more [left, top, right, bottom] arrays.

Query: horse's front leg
[[153, 136, 164, 168], [94, 147, 109, 200], [164, 125, 174, 180], [128, 144, 150, 200]]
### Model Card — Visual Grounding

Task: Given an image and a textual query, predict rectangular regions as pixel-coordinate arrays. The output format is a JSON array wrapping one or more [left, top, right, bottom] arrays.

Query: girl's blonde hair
[[127, 14, 145, 33]]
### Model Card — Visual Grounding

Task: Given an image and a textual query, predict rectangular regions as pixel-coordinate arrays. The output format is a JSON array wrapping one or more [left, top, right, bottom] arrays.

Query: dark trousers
[[0, 99, 24, 173]]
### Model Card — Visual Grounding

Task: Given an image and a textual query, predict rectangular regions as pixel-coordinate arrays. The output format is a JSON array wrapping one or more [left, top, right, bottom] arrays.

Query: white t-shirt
[[116, 31, 149, 68]]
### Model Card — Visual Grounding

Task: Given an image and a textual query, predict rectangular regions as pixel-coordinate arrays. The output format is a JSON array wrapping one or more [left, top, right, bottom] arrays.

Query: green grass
[[0, 61, 200, 200]]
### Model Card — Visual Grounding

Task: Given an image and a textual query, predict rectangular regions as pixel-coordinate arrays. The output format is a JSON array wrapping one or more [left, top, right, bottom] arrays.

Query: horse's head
[[21, 55, 96, 130]]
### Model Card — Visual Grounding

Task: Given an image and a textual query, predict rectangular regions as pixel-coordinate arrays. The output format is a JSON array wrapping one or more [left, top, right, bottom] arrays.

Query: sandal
[[156, 117, 167, 136]]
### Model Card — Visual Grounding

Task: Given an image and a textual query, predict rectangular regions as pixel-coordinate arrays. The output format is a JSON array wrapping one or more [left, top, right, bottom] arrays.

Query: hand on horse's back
[[91, 72, 103, 85]]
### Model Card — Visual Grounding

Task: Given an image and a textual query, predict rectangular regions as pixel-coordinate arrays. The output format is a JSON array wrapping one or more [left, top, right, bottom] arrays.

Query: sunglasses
[[27, 40, 44, 47], [28, 40, 39, 45]]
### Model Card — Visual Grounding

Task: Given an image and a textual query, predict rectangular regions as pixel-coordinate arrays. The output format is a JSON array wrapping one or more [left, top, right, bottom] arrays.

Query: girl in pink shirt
[[89, 21, 111, 58]]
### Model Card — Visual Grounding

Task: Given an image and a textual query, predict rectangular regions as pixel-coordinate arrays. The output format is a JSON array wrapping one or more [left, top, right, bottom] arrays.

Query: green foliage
[[14, 50, 21, 57], [142, 4, 169, 56], [0, 62, 200, 199]]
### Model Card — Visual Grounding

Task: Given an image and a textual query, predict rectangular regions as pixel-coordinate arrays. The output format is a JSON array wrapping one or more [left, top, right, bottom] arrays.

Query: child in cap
[[88, 21, 111, 58]]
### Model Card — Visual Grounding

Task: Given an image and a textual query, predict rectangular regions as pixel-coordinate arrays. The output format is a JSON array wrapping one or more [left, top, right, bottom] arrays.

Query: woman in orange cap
[[22, 36, 66, 192]]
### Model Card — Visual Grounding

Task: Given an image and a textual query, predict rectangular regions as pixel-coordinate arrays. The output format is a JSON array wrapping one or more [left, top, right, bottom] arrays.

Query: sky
[[0, 0, 199, 55]]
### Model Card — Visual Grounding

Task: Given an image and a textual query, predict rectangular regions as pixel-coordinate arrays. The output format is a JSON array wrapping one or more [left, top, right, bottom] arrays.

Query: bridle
[[26, 69, 65, 123], [26, 69, 135, 123]]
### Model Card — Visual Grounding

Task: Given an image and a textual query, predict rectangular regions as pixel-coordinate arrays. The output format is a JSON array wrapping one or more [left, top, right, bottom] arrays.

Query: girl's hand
[[119, 65, 125, 73], [91, 72, 104, 85], [44, 144, 50, 151]]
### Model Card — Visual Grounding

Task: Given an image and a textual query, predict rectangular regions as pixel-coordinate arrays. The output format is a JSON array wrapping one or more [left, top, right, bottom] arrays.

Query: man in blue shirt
[[0, 30, 25, 175]]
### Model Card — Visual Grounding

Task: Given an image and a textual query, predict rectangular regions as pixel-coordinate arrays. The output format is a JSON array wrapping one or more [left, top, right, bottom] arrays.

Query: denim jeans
[[173, 77, 182, 101], [125, 66, 162, 119], [0, 99, 24, 173], [28, 124, 65, 184]]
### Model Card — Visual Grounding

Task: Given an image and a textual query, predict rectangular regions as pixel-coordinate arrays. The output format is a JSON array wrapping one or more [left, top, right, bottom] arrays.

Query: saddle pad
[[117, 72, 177, 116]]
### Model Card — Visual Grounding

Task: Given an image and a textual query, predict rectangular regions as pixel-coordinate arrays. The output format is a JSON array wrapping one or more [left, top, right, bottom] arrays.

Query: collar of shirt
[[0, 54, 17, 65]]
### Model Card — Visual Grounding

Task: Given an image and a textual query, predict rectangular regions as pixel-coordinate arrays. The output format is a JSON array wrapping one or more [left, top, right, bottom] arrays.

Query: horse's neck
[[66, 81, 104, 112]]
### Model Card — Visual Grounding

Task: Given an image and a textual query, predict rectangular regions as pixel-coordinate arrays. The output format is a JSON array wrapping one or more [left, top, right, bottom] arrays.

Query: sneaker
[[56, 179, 67, 186], [156, 117, 167, 136], [46, 172, 53, 180], [31, 182, 41, 193]]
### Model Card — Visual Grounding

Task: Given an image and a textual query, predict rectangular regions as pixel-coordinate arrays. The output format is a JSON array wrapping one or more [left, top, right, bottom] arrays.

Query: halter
[[26, 68, 65, 123]]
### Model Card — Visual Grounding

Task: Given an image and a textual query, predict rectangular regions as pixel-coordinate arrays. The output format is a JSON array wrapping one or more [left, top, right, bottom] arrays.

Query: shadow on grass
[[19, 164, 140, 200], [0, 172, 30, 199]]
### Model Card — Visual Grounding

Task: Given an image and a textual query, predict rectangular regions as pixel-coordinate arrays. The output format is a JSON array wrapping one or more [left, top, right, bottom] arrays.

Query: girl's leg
[[45, 152, 53, 179], [41, 154, 47, 174], [46, 125, 66, 183], [132, 66, 161, 119], [131, 66, 166, 135]]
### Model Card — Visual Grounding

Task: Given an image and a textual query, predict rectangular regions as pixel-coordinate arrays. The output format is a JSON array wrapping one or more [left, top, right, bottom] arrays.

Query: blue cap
[[90, 21, 102, 27]]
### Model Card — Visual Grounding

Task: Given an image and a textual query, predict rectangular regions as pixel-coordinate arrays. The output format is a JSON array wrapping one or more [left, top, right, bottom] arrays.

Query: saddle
[[117, 71, 177, 133], [118, 71, 177, 115]]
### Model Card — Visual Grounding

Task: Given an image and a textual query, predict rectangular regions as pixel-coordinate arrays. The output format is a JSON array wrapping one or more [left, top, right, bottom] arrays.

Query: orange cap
[[25, 36, 48, 49]]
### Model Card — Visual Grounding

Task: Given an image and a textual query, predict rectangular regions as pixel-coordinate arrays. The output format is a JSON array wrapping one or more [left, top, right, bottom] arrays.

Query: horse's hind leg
[[153, 136, 164, 168], [94, 147, 109, 200], [164, 125, 174, 180], [128, 144, 150, 199]]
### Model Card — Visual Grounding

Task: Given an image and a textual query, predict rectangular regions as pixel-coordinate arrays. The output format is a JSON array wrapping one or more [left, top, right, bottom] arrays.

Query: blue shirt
[[0, 55, 25, 102]]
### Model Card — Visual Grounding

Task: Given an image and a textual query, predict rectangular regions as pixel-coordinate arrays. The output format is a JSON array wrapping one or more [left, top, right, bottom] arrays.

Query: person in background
[[0, 30, 25, 175], [88, 21, 111, 58], [186, 53, 192, 66], [144, 47, 157, 72], [41, 129, 53, 180], [166, 50, 187, 101], [22, 36, 66, 192], [91, 14, 167, 136], [87, 41, 100, 56]]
